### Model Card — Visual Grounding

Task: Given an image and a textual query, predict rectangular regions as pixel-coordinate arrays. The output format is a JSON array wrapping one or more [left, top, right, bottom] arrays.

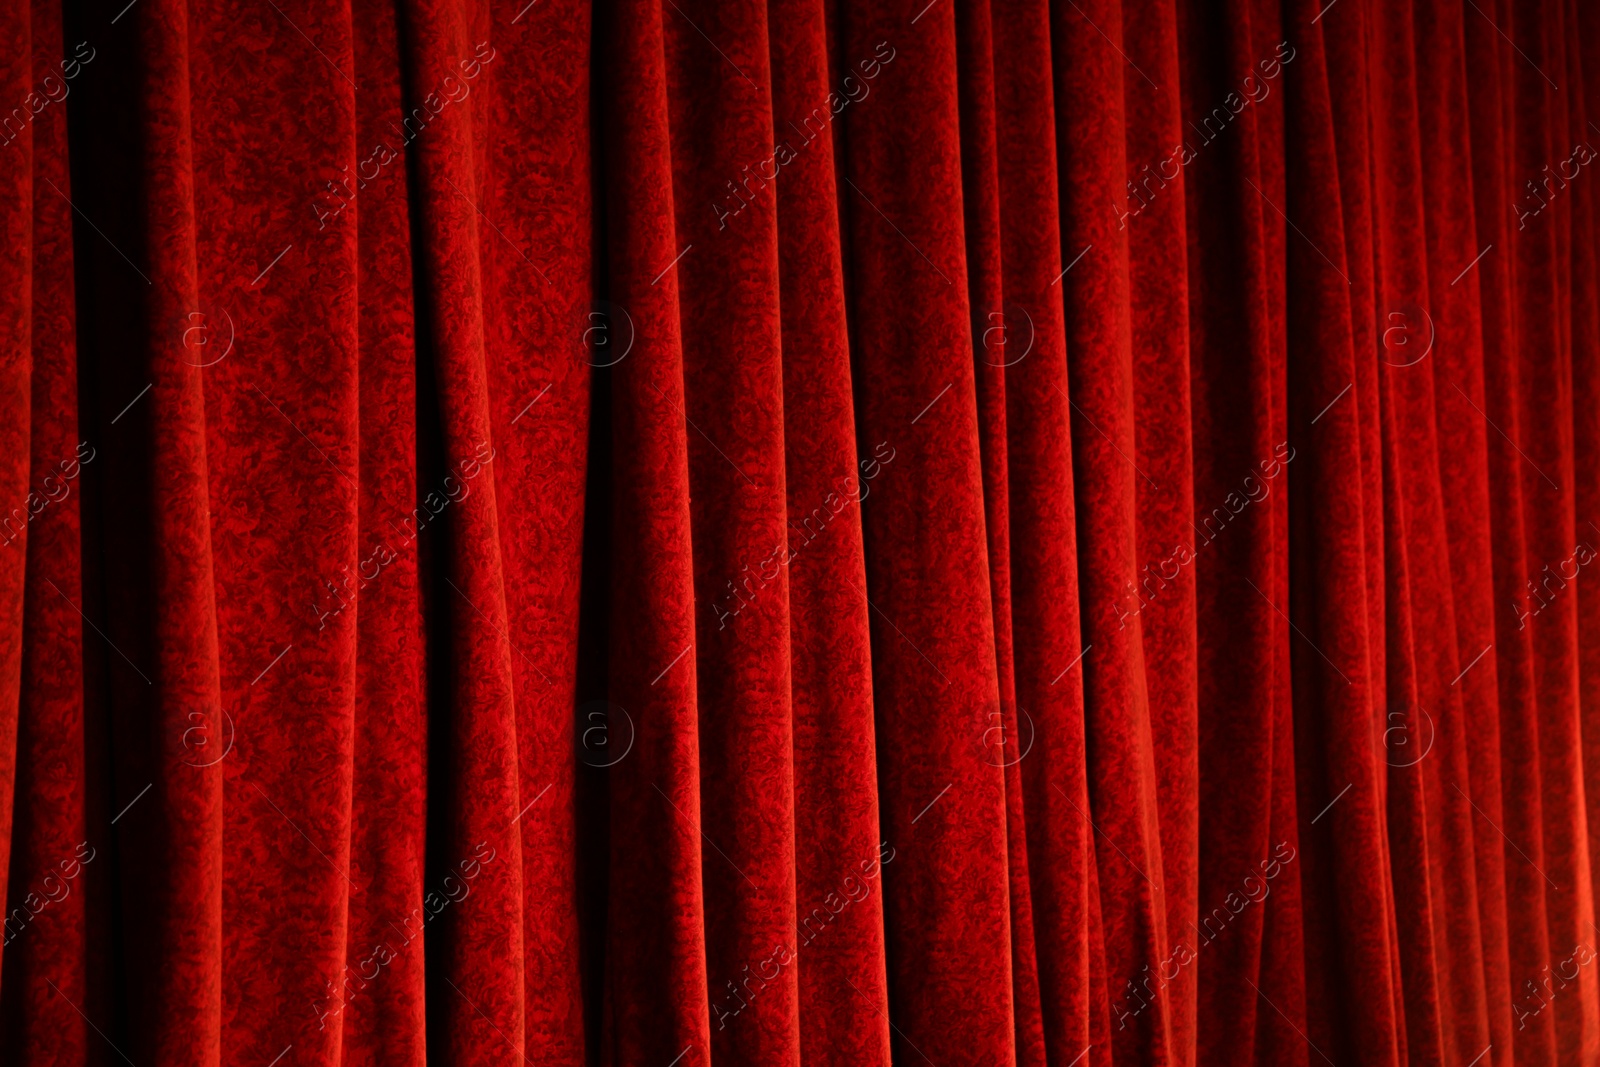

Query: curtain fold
[[4, 0, 1600, 1064]]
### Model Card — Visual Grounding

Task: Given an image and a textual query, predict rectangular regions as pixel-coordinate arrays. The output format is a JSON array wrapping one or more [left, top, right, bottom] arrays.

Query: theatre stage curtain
[[3, 0, 1600, 1063]]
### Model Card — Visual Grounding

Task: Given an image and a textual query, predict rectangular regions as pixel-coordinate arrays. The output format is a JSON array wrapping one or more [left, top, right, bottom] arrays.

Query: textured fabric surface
[[1, 0, 1600, 1064]]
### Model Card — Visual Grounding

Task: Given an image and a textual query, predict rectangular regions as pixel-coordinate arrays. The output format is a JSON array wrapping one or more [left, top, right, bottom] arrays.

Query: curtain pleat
[[4, 0, 1600, 1064]]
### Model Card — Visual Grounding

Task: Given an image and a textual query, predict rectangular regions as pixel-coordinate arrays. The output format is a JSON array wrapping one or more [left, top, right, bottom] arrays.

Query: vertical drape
[[2, 0, 1600, 1064]]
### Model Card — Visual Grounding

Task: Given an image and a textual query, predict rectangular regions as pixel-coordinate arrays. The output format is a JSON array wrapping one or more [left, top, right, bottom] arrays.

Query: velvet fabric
[[2, 0, 1600, 1063]]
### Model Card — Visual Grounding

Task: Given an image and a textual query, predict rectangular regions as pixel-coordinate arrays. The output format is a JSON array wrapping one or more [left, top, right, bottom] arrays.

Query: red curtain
[[2, 0, 1600, 1063]]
